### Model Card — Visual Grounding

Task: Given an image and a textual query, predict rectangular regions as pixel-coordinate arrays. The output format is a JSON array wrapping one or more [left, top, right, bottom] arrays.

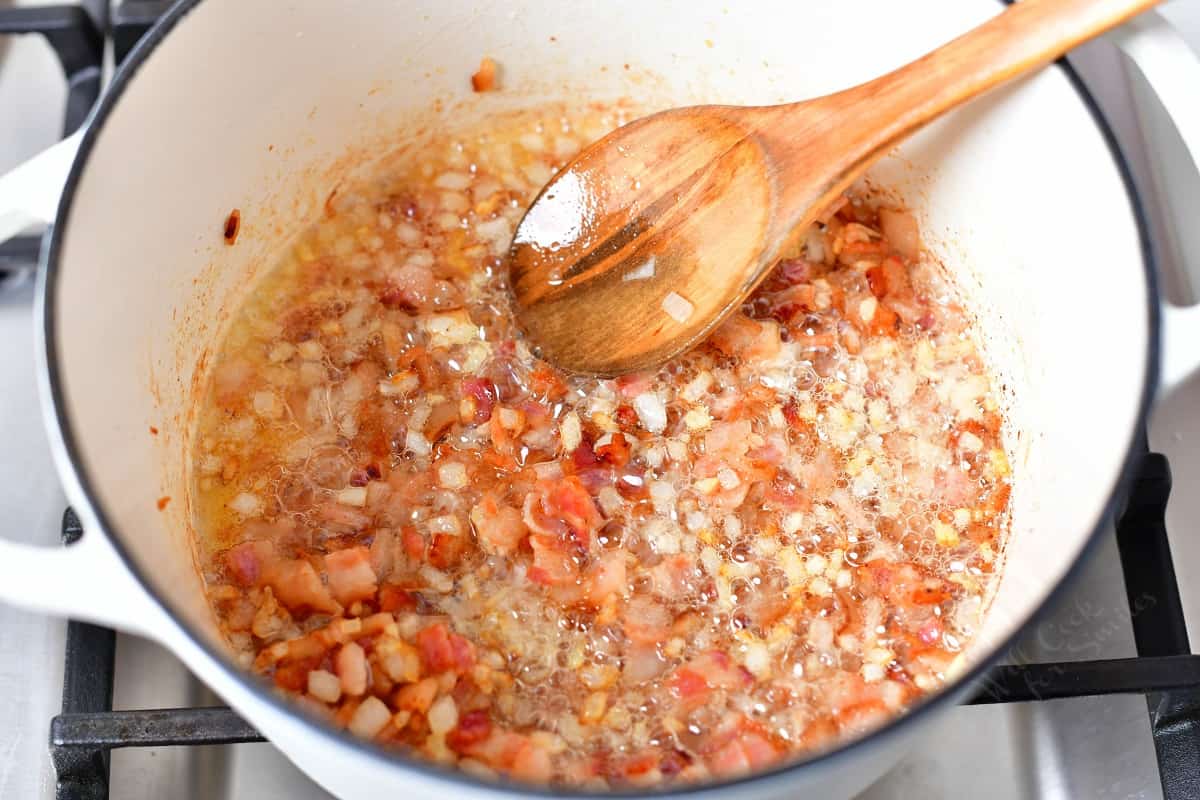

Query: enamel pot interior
[[42, 0, 1153, 797]]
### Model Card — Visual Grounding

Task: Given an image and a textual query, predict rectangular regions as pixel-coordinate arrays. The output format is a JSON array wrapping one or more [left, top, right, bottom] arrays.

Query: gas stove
[[1, 3, 1198, 799]]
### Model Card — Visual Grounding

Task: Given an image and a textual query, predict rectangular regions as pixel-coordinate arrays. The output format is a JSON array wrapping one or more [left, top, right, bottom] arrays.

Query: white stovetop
[[0, 3, 1197, 799]]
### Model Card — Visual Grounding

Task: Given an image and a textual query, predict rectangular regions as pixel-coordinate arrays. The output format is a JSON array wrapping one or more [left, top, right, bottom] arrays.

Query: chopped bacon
[[800, 447, 838, 493], [462, 728, 529, 765], [225, 540, 274, 586], [879, 207, 921, 260], [267, 558, 341, 615], [763, 478, 812, 512], [614, 405, 639, 429], [470, 494, 528, 555], [705, 420, 752, 462], [616, 468, 651, 502], [574, 465, 614, 495], [428, 532, 470, 569], [529, 364, 568, 401], [649, 554, 697, 597], [511, 738, 553, 783], [917, 618, 943, 645], [325, 546, 378, 606], [709, 313, 781, 360], [446, 709, 492, 752], [417, 622, 475, 675], [670, 668, 708, 700], [395, 676, 439, 713], [594, 433, 631, 468], [571, 437, 600, 469], [401, 526, 426, 563], [776, 257, 814, 285], [528, 534, 580, 586], [672, 651, 750, 697], [273, 659, 318, 692], [708, 732, 779, 776], [317, 501, 372, 532], [614, 372, 654, 399], [584, 550, 627, 605], [378, 585, 419, 613], [523, 477, 600, 548], [460, 377, 497, 424], [767, 283, 817, 322], [623, 595, 671, 644]]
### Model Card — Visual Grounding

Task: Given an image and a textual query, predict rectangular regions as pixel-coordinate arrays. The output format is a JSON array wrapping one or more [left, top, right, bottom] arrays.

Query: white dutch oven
[[0, 1, 1198, 798]]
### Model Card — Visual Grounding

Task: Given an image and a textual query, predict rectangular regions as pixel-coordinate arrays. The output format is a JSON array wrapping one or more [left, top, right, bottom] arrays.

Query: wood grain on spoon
[[508, 0, 1158, 376]]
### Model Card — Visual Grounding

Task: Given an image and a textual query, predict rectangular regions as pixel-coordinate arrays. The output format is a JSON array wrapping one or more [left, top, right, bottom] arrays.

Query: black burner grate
[[0, 3, 103, 280], [2, 3, 1197, 799]]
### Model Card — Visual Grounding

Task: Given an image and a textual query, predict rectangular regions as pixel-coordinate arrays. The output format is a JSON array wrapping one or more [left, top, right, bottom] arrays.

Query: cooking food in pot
[[193, 107, 1011, 787]]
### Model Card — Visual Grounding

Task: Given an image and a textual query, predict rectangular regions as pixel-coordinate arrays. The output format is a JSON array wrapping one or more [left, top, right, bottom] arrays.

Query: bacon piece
[[623, 595, 671, 644], [709, 313, 781, 360], [417, 622, 475, 675], [528, 534, 580, 586], [595, 432, 631, 468], [428, 532, 470, 570], [224, 540, 274, 587], [378, 585, 419, 613], [584, 550, 627, 605], [709, 732, 779, 776], [446, 710, 492, 752], [470, 494, 528, 555], [267, 558, 341, 615], [324, 546, 378, 606], [460, 377, 497, 425]]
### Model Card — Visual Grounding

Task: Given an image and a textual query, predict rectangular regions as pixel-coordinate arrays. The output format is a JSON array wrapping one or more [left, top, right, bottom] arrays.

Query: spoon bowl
[[508, 0, 1158, 376]]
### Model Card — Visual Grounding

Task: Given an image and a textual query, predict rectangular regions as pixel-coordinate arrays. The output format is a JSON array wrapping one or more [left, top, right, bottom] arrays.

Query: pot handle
[[0, 134, 169, 638], [0, 514, 168, 639], [0, 131, 81, 244], [1108, 11, 1200, 395]]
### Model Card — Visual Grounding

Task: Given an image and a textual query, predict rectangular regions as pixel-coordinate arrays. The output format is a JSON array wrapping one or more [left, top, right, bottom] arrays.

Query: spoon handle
[[844, 0, 1158, 158]]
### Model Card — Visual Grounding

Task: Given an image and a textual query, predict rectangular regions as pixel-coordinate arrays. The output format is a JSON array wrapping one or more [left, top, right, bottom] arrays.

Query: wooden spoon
[[508, 0, 1157, 376]]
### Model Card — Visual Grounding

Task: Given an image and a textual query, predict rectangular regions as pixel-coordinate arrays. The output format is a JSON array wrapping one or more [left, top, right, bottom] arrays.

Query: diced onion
[[437, 461, 469, 489], [298, 340, 323, 360], [633, 392, 667, 434], [307, 669, 342, 703], [560, 412, 582, 452], [348, 696, 392, 738], [336, 487, 368, 507], [380, 371, 419, 397], [716, 467, 740, 490], [428, 515, 464, 536], [405, 430, 432, 457], [427, 695, 458, 736], [229, 492, 262, 517], [434, 171, 473, 190]]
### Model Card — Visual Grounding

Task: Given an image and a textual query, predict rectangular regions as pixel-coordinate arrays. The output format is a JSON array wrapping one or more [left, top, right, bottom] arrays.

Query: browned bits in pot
[[149, 426, 159, 435], [223, 209, 241, 245], [471, 56, 497, 92], [156, 496, 170, 511]]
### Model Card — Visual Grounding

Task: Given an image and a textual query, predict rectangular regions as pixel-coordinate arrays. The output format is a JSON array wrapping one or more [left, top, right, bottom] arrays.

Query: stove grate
[[0, 4, 102, 280]]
